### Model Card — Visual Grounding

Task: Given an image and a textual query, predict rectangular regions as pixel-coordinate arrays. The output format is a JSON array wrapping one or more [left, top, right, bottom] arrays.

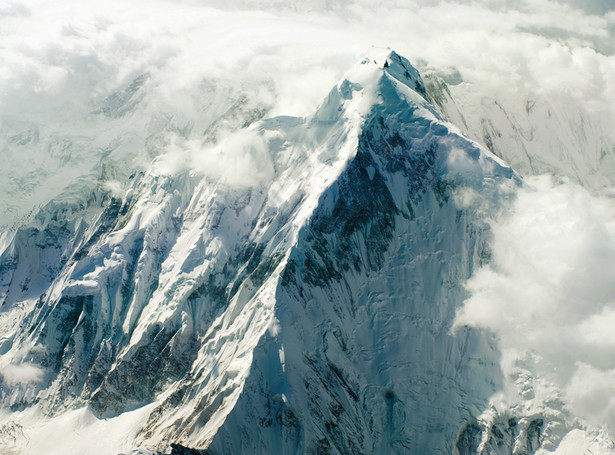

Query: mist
[[455, 175, 615, 431]]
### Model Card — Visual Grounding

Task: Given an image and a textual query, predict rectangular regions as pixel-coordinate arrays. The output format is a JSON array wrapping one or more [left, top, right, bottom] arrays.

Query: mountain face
[[0, 50, 593, 454]]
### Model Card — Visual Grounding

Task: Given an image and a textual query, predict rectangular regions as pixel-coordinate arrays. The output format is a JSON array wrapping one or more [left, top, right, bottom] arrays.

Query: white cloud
[[154, 129, 274, 188], [565, 364, 615, 429], [455, 175, 615, 430], [1, 363, 43, 386]]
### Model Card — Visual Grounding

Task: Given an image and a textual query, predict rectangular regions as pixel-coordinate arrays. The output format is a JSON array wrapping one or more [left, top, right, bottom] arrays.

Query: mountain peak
[[311, 48, 433, 126], [359, 48, 418, 76], [355, 47, 428, 98]]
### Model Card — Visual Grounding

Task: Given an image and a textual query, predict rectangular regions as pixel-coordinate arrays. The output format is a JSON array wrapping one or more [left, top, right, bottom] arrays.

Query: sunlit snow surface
[[2, 1, 615, 454]]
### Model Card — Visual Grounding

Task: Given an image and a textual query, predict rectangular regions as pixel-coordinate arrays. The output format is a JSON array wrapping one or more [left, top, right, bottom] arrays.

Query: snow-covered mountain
[[422, 70, 615, 190], [0, 49, 612, 454]]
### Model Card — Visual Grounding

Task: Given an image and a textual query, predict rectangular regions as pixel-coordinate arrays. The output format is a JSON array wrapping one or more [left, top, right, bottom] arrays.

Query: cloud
[[455, 175, 615, 430], [0, 363, 44, 386], [153, 129, 274, 188], [2, 0, 613, 128], [2, 0, 613, 118], [565, 364, 615, 429]]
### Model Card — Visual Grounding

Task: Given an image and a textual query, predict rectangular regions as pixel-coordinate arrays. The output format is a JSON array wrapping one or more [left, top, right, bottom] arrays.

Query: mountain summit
[[0, 50, 553, 455]]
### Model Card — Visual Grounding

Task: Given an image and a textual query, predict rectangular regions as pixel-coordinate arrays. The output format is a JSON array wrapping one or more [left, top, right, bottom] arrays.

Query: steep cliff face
[[0, 50, 583, 455]]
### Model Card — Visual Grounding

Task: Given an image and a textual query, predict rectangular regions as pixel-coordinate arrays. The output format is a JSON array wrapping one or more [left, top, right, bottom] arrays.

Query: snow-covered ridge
[[422, 68, 615, 190], [0, 49, 604, 454]]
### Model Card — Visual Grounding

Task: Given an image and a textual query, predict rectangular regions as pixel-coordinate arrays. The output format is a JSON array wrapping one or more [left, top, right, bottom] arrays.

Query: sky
[[2, 0, 615, 443]]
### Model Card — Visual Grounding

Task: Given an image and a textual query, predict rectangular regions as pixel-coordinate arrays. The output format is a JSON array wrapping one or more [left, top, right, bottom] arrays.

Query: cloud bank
[[455, 175, 615, 431], [1, 0, 615, 446], [1, 0, 614, 225], [0, 363, 43, 387], [153, 129, 275, 188]]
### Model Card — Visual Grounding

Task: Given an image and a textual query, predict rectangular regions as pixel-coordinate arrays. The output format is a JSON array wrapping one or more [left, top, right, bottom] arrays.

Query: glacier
[[0, 48, 612, 454]]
